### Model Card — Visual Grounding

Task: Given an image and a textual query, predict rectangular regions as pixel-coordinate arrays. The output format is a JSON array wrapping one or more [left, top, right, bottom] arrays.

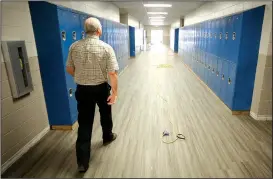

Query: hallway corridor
[[2, 45, 272, 178]]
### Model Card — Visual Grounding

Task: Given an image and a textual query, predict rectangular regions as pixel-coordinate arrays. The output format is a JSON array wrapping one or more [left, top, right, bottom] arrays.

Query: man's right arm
[[106, 46, 119, 105]]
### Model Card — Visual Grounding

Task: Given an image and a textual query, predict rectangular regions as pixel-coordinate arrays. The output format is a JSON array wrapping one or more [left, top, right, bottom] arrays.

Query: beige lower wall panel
[[262, 67, 272, 89], [2, 105, 48, 155], [1, 113, 48, 164], [1, 94, 46, 136], [1, 85, 44, 118], [258, 100, 272, 116], [266, 55, 272, 67]]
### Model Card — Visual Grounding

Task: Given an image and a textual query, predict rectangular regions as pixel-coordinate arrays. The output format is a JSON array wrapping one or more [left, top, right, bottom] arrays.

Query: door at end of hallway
[[151, 30, 163, 45]]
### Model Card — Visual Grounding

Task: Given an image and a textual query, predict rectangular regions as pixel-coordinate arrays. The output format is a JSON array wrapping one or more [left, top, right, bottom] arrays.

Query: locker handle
[[232, 32, 236, 40], [222, 74, 225, 80], [228, 78, 231, 84], [72, 31, 76, 40], [69, 88, 73, 97], [81, 31, 85, 39], [208, 66, 211, 70], [61, 31, 66, 41], [212, 68, 215, 73], [225, 32, 228, 40], [220, 33, 222, 40], [214, 33, 217, 39], [216, 71, 219, 76]]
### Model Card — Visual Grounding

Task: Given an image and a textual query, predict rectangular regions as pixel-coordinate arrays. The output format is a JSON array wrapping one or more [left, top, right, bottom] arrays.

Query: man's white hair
[[84, 17, 102, 34]]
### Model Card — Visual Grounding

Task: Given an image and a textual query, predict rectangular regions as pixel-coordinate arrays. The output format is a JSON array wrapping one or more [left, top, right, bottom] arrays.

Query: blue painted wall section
[[29, 2, 129, 126], [178, 5, 265, 111]]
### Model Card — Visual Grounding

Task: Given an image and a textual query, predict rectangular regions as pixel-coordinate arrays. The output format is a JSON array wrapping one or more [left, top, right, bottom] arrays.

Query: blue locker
[[29, 1, 130, 126], [226, 61, 237, 108], [230, 13, 243, 63], [215, 18, 220, 57], [215, 57, 222, 97], [129, 26, 136, 57], [174, 28, 179, 53], [29, 2, 80, 126], [219, 59, 228, 103]]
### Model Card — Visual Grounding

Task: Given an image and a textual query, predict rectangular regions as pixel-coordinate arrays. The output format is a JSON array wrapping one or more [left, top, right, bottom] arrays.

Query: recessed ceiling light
[[147, 12, 168, 15], [150, 20, 164, 22], [149, 16, 166, 19], [144, 4, 172, 8]]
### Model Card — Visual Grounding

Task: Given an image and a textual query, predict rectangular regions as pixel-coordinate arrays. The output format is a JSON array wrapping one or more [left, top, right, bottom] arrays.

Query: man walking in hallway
[[66, 17, 119, 173]]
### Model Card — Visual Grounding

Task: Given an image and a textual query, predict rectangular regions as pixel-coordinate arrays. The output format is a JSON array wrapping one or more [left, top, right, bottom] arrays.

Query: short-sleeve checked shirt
[[66, 35, 119, 85]]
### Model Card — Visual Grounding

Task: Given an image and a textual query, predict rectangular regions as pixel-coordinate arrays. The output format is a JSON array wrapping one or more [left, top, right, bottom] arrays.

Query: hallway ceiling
[[112, 1, 205, 26]]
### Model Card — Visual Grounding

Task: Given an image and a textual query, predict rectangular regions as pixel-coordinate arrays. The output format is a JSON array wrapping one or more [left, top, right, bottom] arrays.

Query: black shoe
[[103, 133, 117, 146], [78, 164, 89, 173]]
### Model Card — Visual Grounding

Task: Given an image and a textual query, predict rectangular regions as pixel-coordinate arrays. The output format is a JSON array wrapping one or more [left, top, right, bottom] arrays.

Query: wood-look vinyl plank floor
[[2, 45, 272, 178]]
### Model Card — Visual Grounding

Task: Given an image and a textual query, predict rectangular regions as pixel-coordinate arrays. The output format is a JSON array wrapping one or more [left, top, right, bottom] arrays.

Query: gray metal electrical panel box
[[1, 41, 34, 99]]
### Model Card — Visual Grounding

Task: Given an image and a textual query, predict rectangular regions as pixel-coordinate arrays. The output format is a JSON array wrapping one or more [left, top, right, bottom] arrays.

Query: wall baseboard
[[1, 126, 50, 174], [250, 111, 272, 120]]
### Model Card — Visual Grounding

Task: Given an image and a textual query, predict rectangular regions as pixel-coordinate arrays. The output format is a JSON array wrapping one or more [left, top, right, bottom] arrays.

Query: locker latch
[[212, 68, 215, 73], [216, 71, 219, 76], [225, 32, 228, 40], [228, 78, 231, 84], [214, 33, 217, 39], [222, 74, 225, 80], [69, 88, 73, 97], [81, 31, 85, 39], [208, 66, 211, 70], [61, 31, 66, 41], [220, 33, 222, 40], [232, 32, 236, 40], [72, 31, 76, 40]]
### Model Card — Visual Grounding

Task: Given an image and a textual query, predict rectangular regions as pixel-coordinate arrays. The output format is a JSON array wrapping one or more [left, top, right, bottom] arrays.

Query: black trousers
[[75, 82, 113, 167]]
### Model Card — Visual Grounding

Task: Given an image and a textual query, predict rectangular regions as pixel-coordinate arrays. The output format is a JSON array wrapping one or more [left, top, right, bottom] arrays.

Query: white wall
[[50, 1, 120, 22], [1, 0, 121, 173], [182, 1, 272, 119], [171, 20, 180, 29], [170, 29, 175, 50], [128, 14, 139, 28], [184, 1, 271, 25]]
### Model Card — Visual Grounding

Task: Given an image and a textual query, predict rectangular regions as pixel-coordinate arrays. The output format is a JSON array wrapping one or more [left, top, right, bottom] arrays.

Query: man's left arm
[[66, 45, 75, 76]]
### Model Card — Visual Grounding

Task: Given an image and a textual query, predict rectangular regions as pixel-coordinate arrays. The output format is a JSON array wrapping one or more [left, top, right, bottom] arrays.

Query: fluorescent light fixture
[[150, 20, 164, 22], [147, 12, 168, 15], [144, 4, 172, 7], [150, 22, 164, 25], [149, 16, 165, 19]]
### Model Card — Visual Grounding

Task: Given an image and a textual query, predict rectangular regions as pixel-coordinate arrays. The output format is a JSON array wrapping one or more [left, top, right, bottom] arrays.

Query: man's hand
[[107, 94, 117, 105]]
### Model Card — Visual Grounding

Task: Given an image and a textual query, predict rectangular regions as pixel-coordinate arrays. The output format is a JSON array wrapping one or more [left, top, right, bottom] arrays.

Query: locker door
[[215, 18, 220, 57], [226, 62, 237, 109], [219, 59, 228, 103], [80, 14, 88, 39], [207, 53, 213, 88], [58, 9, 79, 124], [230, 13, 243, 63], [219, 18, 225, 59], [223, 16, 229, 60], [215, 57, 222, 97], [207, 21, 211, 54]]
